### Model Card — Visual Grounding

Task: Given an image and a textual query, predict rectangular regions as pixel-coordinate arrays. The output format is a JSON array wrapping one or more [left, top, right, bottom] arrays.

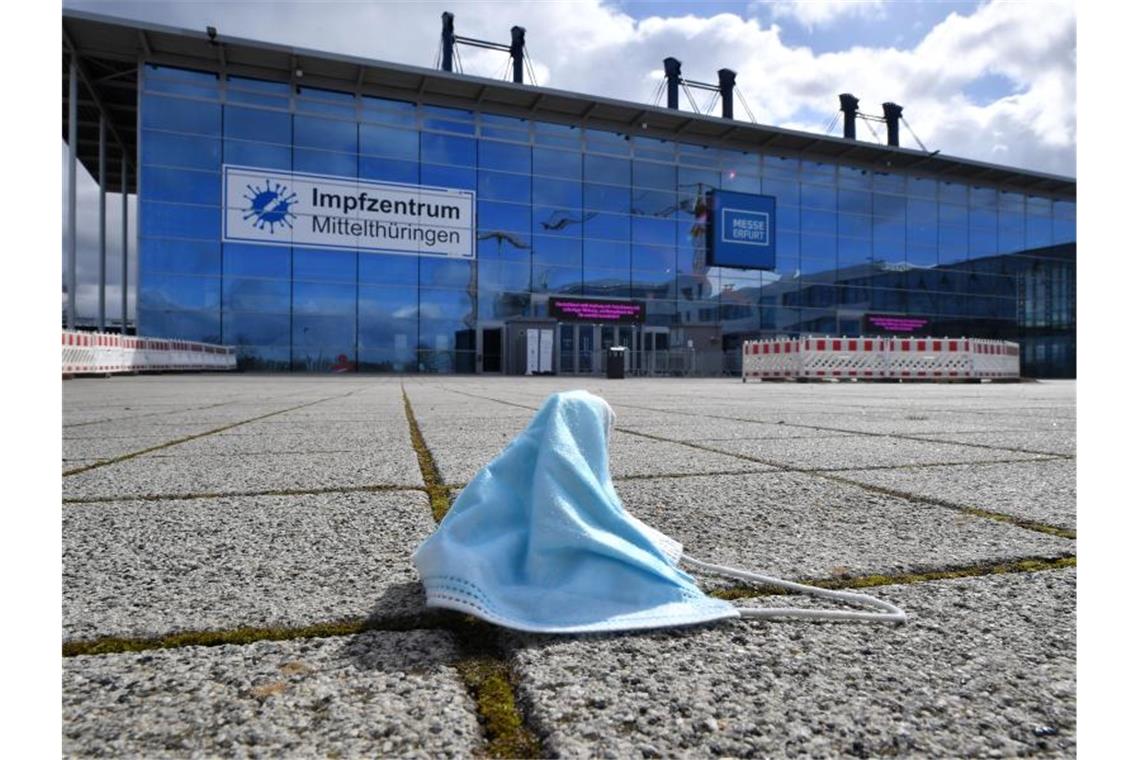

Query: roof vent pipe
[[839, 93, 859, 139], [441, 12, 455, 72], [883, 102, 903, 147], [718, 68, 736, 119], [664, 57, 682, 110], [509, 26, 526, 84]]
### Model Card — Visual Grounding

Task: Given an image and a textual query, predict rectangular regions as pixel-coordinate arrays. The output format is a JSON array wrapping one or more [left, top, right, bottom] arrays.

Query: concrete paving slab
[[614, 417, 859, 442], [63, 630, 480, 759], [711, 435, 1048, 470], [510, 568, 1075, 759], [838, 459, 1077, 531], [170, 424, 413, 457], [63, 447, 424, 500], [615, 472, 1072, 580], [62, 422, 233, 441], [913, 430, 1076, 456], [63, 435, 184, 462], [63, 490, 433, 641]]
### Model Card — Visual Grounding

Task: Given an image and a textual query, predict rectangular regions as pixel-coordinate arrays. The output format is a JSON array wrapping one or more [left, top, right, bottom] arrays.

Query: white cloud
[[769, 0, 886, 29]]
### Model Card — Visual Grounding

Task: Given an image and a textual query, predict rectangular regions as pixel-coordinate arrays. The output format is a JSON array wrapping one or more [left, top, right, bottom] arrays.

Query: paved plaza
[[62, 375, 1076, 758]]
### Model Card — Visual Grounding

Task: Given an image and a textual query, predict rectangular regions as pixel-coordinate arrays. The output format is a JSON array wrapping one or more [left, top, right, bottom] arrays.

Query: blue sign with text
[[708, 190, 776, 269]]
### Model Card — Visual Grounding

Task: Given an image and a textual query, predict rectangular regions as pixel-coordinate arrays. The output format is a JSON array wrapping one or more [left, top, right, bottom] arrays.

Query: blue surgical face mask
[[412, 390, 904, 633]]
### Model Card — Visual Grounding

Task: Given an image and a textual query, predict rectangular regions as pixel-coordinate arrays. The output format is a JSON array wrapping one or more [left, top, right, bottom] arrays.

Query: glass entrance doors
[[555, 324, 671, 376]]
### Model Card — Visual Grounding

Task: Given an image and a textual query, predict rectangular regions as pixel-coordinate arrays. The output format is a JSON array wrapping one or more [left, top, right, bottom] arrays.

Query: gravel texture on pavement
[[63, 490, 434, 641], [510, 568, 1076, 759], [63, 630, 480, 758]]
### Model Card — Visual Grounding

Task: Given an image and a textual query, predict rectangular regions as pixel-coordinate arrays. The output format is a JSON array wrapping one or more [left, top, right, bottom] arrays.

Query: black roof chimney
[[509, 26, 526, 84], [883, 102, 903, 147], [838, 93, 859, 140], [664, 57, 682, 110], [441, 12, 455, 72], [718, 69, 736, 120]]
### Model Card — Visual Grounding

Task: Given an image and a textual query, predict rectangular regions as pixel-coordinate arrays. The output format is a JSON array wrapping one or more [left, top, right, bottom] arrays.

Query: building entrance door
[[480, 327, 503, 373]]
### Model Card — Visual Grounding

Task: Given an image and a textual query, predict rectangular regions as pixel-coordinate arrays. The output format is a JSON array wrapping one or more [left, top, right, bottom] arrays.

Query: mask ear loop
[[681, 555, 907, 624]]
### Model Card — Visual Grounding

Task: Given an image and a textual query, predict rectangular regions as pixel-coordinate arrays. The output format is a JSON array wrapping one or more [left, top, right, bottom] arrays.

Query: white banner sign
[[222, 165, 475, 259]]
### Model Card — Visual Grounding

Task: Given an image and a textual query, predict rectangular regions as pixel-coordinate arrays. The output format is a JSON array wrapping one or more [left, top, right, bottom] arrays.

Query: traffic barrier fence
[[742, 336, 1019, 382], [62, 331, 237, 375]]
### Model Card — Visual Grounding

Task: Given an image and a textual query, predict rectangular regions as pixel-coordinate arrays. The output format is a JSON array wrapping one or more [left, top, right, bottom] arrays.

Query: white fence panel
[[62, 331, 236, 375]]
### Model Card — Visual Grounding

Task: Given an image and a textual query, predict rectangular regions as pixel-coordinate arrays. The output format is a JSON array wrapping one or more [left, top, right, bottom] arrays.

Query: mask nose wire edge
[[681, 554, 907, 625]]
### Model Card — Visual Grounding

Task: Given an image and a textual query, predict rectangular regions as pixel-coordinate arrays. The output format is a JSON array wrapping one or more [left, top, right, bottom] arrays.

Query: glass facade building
[[135, 61, 1075, 377]]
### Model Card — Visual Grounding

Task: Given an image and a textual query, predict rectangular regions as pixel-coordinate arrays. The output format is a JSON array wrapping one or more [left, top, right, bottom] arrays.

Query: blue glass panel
[[940, 182, 968, 204], [142, 166, 220, 206], [837, 236, 872, 268], [583, 211, 630, 241], [584, 129, 629, 155], [421, 133, 476, 166], [421, 163, 475, 190], [143, 130, 221, 170], [533, 177, 581, 208], [292, 314, 355, 347], [763, 178, 799, 206], [631, 189, 677, 218], [874, 172, 905, 193], [838, 165, 872, 189], [1054, 200, 1075, 219], [145, 72, 219, 99], [479, 140, 530, 174], [226, 91, 289, 108], [223, 242, 289, 278], [763, 155, 799, 178], [908, 198, 937, 225], [478, 170, 530, 202], [295, 248, 355, 282], [477, 260, 531, 292], [293, 115, 356, 152], [837, 213, 870, 238], [631, 216, 675, 246], [940, 203, 968, 225], [802, 209, 837, 235], [423, 104, 474, 121], [838, 189, 872, 215], [873, 193, 906, 221], [632, 137, 675, 161], [801, 161, 835, 183], [998, 213, 1026, 254], [532, 264, 582, 293], [224, 106, 291, 144], [873, 220, 905, 260], [224, 140, 291, 170], [582, 269, 630, 297], [293, 148, 356, 177], [938, 225, 969, 265], [533, 121, 581, 149], [533, 147, 581, 179], [478, 200, 530, 234], [140, 201, 221, 240], [584, 154, 630, 185], [359, 252, 419, 285], [776, 204, 800, 232], [632, 244, 674, 272], [679, 166, 719, 191], [720, 172, 763, 194], [801, 233, 836, 262], [142, 94, 221, 136], [293, 281, 356, 316], [1052, 216, 1075, 244], [359, 123, 418, 159], [970, 186, 998, 208], [419, 288, 475, 320], [138, 274, 221, 311], [227, 75, 289, 94], [156, 309, 221, 343], [359, 155, 418, 184], [907, 221, 937, 247], [147, 65, 218, 85], [141, 237, 220, 276], [909, 175, 937, 198], [801, 184, 836, 211], [223, 312, 290, 346], [533, 235, 581, 267], [1026, 215, 1052, 249], [420, 257, 473, 288], [361, 95, 416, 126], [907, 245, 938, 268], [584, 239, 630, 271], [222, 278, 290, 312], [584, 183, 630, 213], [632, 161, 675, 190]]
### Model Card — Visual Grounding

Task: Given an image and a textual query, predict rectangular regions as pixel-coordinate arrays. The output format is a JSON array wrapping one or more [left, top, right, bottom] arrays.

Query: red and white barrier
[[742, 336, 1019, 382], [62, 331, 236, 376]]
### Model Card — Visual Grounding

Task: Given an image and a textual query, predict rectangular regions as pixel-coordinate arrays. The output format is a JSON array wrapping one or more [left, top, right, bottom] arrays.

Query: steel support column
[[121, 156, 129, 333], [68, 54, 78, 330], [98, 115, 107, 331]]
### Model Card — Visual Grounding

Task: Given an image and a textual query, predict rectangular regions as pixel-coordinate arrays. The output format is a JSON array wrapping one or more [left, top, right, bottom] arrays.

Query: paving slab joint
[[62, 482, 427, 505], [401, 385, 456, 522], [706, 554, 1076, 601]]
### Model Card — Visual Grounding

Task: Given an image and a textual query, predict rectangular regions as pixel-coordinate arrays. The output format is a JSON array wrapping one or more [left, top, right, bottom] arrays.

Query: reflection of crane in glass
[[477, 230, 531, 251], [539, 210, 597, 231]]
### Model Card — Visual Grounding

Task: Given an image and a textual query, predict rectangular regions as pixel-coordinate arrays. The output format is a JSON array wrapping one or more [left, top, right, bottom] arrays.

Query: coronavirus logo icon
[[242, 179, 297, 233]]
